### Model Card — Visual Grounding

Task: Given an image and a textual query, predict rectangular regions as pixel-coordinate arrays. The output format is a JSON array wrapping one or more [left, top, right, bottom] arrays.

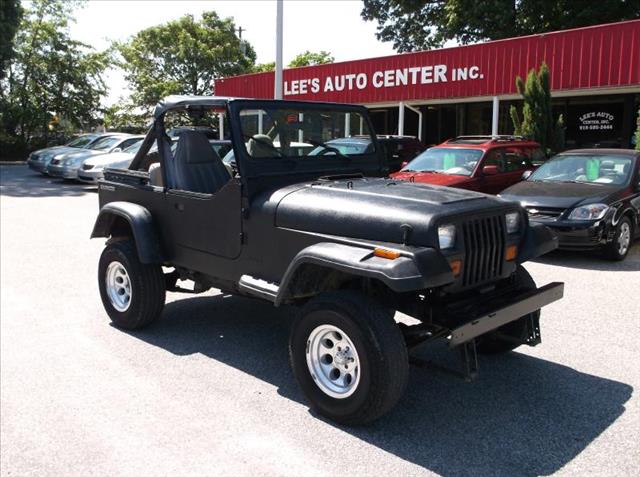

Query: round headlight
[[438, 224, 456, 249], [568, 203, 609, 220], [505, 212, 520, 234]]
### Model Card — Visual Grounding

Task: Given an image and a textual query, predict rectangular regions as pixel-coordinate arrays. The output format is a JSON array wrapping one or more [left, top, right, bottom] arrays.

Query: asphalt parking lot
[[1, 164, 639, 477]]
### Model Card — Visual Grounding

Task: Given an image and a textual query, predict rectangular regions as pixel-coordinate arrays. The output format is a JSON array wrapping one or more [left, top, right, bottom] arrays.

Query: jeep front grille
[[461, 215, 505, 287]]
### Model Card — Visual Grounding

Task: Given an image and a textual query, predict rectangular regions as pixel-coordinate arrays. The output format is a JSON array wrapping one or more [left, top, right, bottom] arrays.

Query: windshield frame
[[227, 99, 385, 182]]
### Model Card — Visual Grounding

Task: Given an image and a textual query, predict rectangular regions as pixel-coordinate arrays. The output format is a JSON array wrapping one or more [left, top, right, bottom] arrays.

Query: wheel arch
[[91, 201, 164, 264], [274, 242, 453, 306]]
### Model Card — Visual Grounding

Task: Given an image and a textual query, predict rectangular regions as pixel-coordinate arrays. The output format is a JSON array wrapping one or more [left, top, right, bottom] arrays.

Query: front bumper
[[27, 158, 48, 173], [77, 168, 103, 183], [449, 281, 564, 346], [47, 163, 79, 179], [530, 218, 610, 251]]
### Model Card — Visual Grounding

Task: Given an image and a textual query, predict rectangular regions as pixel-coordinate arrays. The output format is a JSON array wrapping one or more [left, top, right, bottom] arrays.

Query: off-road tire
[[603, 216, 632, 261], [476, 265, 538, 354], [98, 239, 165, 330], [289, 291, 409, 426]]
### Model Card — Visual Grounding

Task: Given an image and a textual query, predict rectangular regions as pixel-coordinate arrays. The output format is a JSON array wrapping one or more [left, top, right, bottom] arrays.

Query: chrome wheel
[[105, 261, 132, 312], [618, 222, 631, 256], [306, 325, 361, 399]]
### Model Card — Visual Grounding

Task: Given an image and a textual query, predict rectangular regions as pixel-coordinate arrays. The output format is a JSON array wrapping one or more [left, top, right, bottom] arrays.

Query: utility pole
[[274, 0, 283, 99]]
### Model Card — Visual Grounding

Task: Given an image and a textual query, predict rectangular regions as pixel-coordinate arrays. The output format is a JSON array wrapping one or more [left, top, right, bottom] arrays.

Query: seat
[[148, 163, 163, 187], [247, 134, 276, 158], [167, 130, 230, 194]]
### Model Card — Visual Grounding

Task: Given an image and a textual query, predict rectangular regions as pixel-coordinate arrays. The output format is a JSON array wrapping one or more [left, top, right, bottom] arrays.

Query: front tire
[[476, 265, 539, 355], [289, 291, 409, 425], [98, 239, 166, 330], [603, 217, 632, 261]]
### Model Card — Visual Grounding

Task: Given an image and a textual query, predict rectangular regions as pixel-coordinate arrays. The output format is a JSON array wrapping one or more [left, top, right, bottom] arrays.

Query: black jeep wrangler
[[92, 96, 563, 425]]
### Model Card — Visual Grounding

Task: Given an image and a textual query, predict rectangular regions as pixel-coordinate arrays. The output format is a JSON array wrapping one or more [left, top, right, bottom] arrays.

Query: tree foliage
[[250, 51, 334, 73], [0, 0, 111, 155], [0, 0, 23, 77], [116, 11, 256, 111], [288, 50, 334, 68], [361, 0, 640, 52], [509, 63, 564, 154]]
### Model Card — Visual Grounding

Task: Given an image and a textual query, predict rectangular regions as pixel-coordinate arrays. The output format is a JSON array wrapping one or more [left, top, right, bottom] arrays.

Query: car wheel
[[98, 239, 165, 330], [289, 291, 409, 425], [603, 217, 632, 261], [476, 265, 539, 355]]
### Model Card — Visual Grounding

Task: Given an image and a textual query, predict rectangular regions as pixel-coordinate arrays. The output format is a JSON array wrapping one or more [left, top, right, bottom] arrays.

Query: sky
[[68, 0, 399, 106]]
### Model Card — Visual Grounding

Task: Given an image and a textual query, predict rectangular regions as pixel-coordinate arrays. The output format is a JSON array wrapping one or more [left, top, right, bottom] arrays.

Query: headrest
[[600, 160, 614, 170], [175, 130, 221, 164]]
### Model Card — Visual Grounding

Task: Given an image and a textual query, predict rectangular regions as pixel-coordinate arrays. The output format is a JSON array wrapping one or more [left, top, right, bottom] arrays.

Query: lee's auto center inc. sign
[[214, 20, 639, 104]]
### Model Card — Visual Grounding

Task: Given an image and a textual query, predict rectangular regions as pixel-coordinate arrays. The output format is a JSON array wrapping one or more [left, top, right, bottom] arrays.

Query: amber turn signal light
[[505, 245, 518, 261], [449, 259, 462, 277], [373, 248, 401, 260]]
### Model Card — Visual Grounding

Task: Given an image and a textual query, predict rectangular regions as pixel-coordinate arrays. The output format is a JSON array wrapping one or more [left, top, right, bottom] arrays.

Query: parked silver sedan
[[47, 134, 143, 180], [27, 134, 107, 174], [77, 138, 145, 183]]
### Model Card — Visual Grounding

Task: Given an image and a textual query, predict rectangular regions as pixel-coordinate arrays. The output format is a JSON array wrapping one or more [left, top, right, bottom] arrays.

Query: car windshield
[[123, 139, 144, 154], [238, 106, 375, 159], [402, 147, 483, 176], [89, 136, 122, 151], [529, 154, 634, 185], [66, 135, 96, 148], [309, 139, 371, 156]]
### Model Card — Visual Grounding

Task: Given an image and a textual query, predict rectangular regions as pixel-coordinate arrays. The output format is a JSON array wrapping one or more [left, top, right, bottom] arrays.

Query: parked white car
[[77, 138, 145, 183]]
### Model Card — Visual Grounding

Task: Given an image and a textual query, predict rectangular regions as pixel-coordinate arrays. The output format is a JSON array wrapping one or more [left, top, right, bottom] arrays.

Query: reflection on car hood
[[500, 180, 620, 209], [274, 177, 512, 246], [391, 171, 471, 186], [60, 149, 106, 163], [84, 152, 135, 167]]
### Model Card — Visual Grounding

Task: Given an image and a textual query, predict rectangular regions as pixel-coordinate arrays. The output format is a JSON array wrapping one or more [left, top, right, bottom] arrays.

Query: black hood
[[274, 177, 518, 246], [500, 180, 620, 209]]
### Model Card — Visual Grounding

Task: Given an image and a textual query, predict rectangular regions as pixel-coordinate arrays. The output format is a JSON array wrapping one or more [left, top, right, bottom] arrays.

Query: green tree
[[361, 0, 640, 52], [288, 50, 334, 68], [0, 0, 111, 154], [0, 0, 22, 77], [509, 63, 564, 153], [251, 62, 275, 73], [116, 11, 256, 111]]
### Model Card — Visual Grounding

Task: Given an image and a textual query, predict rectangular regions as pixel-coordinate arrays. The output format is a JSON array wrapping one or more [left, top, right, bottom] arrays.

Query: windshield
[[238, 106, 375, 159], [402, 147, 483, 176], [89, 136, 122, 151], [309, 139, 371, 156], [66, 135, 96, 148], [529, 154, 634, 185], [123, 139, 144, 154]]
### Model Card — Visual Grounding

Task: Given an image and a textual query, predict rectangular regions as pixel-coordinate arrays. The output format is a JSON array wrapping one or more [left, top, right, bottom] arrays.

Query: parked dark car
[[309, 135, 425, 173], [91, 96, 563, 425], [500, 149, 640, 260], [391, 135, 544, 194]]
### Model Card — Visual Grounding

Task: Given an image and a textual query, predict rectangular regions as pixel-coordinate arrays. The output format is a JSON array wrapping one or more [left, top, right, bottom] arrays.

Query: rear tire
[[289, 291, 409, 425], [603, 217, 632, 261], [98, 239, 165, 330], [476, 265, 538, 354]]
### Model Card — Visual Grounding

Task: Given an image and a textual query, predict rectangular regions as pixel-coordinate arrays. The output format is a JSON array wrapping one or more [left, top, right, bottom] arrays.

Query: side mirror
[[482, 164, 499, 176], [521, 170, 533, 180], [112, 147, 122, 153]]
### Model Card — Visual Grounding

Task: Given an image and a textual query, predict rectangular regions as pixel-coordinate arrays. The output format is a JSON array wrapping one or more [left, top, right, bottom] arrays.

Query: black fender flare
[[274, 242, 454, 306], [517, 223, 559, 263], [91, 201, 164, 264]]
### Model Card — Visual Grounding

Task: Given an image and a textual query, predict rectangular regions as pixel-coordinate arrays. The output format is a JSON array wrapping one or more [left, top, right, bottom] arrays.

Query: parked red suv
[[391, 136, 545, 194]]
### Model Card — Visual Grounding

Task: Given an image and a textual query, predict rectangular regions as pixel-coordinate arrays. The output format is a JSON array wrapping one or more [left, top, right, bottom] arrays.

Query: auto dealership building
[[215, 20, 640, 148]]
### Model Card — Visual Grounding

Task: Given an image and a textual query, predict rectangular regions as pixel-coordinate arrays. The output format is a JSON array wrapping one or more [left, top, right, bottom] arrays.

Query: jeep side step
[[238, 275, 280, 302]]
